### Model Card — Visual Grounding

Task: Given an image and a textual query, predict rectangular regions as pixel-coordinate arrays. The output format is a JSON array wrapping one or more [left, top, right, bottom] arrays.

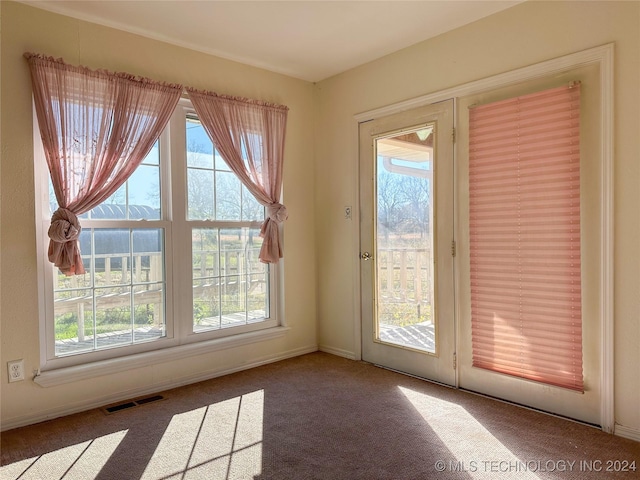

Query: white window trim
[[33, 326, 290, 387], [33, 97, 286, 383]]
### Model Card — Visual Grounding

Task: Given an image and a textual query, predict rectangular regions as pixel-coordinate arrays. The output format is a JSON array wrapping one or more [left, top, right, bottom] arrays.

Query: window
[[48, 146, 167, 357], [36, 99, 280, 370], [185, 114, 273, 334]]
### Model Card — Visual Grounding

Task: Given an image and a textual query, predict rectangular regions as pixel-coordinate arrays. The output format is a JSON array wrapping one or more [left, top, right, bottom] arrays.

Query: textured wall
[[0, 1, 317, 428], [315, 1, 640, 435]]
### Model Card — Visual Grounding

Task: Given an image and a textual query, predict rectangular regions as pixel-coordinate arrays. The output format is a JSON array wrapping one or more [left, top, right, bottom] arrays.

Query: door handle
[[360, 252, 372, 261]]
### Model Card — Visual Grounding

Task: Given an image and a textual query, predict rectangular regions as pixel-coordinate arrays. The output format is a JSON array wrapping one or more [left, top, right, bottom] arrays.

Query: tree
[[376, 155, 434, 248], [187, 139, 215, 219], [186, 139, 263, 223], [400, 176, 431, 239], [377, 167, 406, 245]]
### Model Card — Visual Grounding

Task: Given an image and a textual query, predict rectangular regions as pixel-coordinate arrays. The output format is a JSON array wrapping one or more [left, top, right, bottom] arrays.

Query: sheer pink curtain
[[25, 53, 182, 275], [469, 84, 583, 391], [186, 89, 289, 263]]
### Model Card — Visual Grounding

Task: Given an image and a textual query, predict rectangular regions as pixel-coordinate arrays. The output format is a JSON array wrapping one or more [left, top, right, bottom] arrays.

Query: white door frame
[[359, 100, 456, 385], [353, 43, 614, 433]]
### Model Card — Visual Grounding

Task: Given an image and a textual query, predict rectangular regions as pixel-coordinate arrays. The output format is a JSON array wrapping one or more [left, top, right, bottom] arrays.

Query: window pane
[[184, 115, 270, 336], [192, 228, 221, 331], [242, 185, 263, 221], [73, 141, 162, 221], [186, 116, 264, 223], [375, 128, 435, 353], [216, 171, 241, 221], [186, 117, 214, 169], [143, 142, 160, 166], [193, 280, 221, 331], [48, 178, 58, 216], [94, 229, 131, 287], [220, 275, 245, 326], [246, 237, 266, 274], [188, 169, 214, 220], [127, 164, 160, 219], [55, 258, 91, 291], [133, 229, 163, 282], [192, 228, 267, 332], [49, 145, 161, 219], [95, 286, 132, 349], [54, 289, 93, 355], [185, 116, 264, 223], [247, 273, 268, 322], [192, 229, 219, 279], [91, 184, 127, 219], [215, 152, 231, 171], [133, 284, 164, 342], [132, 228, 165, 340], [53, 227, 166, 357]]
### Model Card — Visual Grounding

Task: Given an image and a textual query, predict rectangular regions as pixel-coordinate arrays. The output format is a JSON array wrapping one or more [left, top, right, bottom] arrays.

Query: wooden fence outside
[[54, 247, 429, 341], [376, 247, 433, 306], [54, 247, 262, 341]]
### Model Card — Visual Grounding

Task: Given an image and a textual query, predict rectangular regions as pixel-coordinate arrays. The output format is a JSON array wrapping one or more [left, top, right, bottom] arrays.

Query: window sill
[[34, 326, 290, 388]]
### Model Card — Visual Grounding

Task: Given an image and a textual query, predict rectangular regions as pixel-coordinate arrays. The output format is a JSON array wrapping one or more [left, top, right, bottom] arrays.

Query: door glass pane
[[375, 124, 436, 353]]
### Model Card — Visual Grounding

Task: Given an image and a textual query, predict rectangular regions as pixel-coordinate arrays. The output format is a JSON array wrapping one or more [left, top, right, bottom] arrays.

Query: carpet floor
[[1, 352, 639, 479]]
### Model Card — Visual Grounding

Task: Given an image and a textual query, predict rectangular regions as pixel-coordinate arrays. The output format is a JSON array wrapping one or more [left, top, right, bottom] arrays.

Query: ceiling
[[20, 1, 521, 82]]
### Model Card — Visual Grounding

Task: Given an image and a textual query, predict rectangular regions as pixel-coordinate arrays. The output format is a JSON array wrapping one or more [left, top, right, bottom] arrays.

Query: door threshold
[[372, 363, 456, 389], [369, 360, 601, 430], [460, 387, 602, 430]]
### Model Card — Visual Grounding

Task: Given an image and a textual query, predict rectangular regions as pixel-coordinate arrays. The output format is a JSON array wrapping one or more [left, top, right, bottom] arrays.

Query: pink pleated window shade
[[468, 84, 583, 392]]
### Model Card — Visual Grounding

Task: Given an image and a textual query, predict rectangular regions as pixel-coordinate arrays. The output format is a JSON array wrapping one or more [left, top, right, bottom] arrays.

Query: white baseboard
[[1, 345, 318, 432], [318, 344, 356, 360], [615, 424, 640, 442]]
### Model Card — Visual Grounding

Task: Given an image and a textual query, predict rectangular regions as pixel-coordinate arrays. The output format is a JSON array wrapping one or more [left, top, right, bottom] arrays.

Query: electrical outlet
[[8, 360, 25, 383], [344, 206, 352, 220]]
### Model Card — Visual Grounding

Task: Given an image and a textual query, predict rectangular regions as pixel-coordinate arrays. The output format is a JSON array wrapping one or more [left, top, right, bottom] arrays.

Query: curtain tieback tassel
[[266, 203, 288, 223], [48, 208, 81, 243]]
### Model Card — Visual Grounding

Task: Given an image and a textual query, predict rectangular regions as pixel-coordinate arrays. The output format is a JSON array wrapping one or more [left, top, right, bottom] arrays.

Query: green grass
[[378, 302, 431, 328], [54, 306, 157, 341]]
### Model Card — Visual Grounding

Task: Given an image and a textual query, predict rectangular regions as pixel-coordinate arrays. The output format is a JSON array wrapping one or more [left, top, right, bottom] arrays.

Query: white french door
[[455, 65, 602, 425], [356, 48, 610, 429], [359, 100, 455, 385]]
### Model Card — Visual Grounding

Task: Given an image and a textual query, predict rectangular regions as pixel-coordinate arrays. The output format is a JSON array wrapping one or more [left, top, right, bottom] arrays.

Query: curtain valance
[[25, 52, 289, 274], [25, 53, 184, 274], [186, 88, 289, 264]]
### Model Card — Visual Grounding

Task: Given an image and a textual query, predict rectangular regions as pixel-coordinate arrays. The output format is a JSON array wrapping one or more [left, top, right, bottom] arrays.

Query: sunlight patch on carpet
[[0, 430, 127, 480], [399, 386, 540, 479], [140, 389, 264, 479]]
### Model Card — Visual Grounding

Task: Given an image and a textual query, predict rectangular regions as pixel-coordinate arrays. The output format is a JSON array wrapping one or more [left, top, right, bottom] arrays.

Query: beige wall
[[315, 1, 640, 434], [0, 1, 317, 428]]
